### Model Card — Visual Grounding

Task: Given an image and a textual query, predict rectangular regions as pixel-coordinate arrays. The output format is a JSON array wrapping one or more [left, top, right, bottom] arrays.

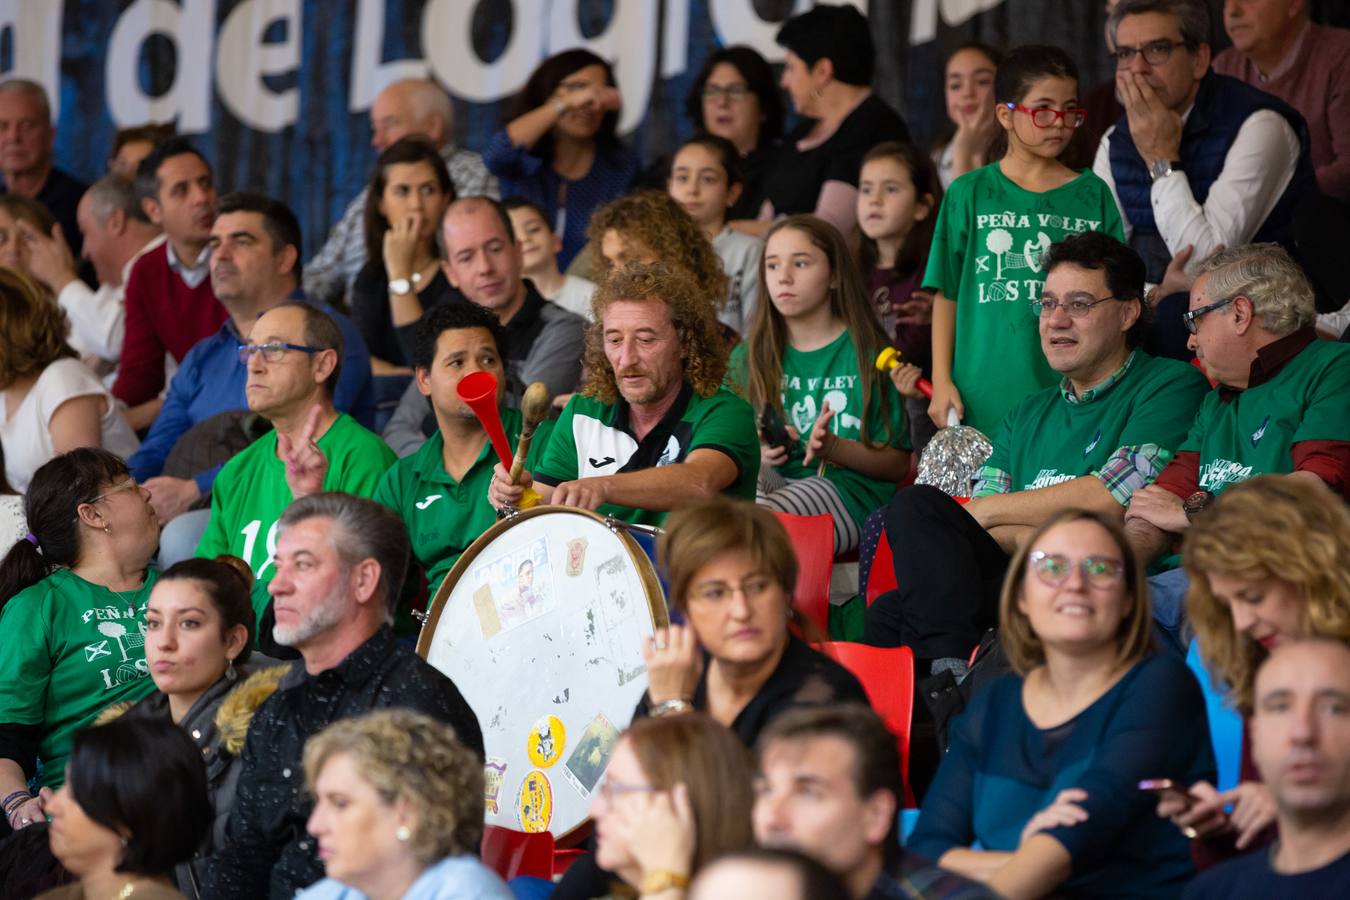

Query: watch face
[[389, 278, 412, 295]]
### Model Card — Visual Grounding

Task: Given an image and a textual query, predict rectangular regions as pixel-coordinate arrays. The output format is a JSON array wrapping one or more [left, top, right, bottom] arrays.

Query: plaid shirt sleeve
[[1093, 443, 1173, 506], [971, 465, 1012, 498]]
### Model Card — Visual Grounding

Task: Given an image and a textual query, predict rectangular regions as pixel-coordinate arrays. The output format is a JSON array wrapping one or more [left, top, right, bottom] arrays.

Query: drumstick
[[509, 382, 552, 484]]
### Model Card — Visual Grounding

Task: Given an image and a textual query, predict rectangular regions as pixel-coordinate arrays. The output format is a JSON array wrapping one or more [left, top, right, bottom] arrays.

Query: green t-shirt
[[924, 163, 1126, 432], [1181, 338, 1350, 494], [197, 412, 396, 622], [374, 408, 554, 593], [728, 332, 910, 527], [985, 352, 1210, 491], [533, 383, 760, 527], [0, 568, 159, 788]]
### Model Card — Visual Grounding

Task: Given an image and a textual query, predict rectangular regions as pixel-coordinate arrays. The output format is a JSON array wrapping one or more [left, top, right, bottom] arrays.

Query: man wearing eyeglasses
[[865, 232, 1209, 667], [129, 192, 377, 565], [1092, 0, 1316, 346], [1124, 243, 1350, 569], [196, 301, 396, 649]]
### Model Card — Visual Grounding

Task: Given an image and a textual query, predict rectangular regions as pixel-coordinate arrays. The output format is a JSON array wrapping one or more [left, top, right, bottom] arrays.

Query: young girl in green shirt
[[730, 215, 910, 554], [926, 45, 1124, 433]]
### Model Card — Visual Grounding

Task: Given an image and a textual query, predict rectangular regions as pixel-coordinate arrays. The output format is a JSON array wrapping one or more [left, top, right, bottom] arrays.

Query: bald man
[[303, 79, 498, 304]]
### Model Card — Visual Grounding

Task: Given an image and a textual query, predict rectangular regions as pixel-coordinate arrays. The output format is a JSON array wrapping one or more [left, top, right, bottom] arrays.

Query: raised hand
[[642, 624, 704, 705], [801, 402, 836, 465], [278, 404, 328, 498]]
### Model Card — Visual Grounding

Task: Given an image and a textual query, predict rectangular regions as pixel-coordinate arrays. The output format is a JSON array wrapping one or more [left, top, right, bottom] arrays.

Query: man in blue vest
[[1092, 0, 1317, 355]]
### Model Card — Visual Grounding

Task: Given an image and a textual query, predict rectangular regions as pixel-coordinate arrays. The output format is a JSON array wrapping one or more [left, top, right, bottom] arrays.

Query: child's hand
[[802, 404, 836, 466], [889, 362, 925, 400], [759, 426, 797, 469], [928, 379, 964, 427], [895, 289, 935, 326]]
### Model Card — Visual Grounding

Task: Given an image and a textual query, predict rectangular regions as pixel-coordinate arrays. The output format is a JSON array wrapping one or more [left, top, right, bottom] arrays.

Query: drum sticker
[[473, 584, 502, 640], [484, 757, 508, 815], [565, 537, 588, 576], [473, 537, 557, 634], [593, 555, 647, 686], [562, 712, 620, 798], [528, 714, 566, 768], [517, 770, 553, 833]]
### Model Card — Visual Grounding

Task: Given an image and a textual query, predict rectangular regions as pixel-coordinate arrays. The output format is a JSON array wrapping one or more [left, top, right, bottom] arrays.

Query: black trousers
[[863, 485, 1009, 660]]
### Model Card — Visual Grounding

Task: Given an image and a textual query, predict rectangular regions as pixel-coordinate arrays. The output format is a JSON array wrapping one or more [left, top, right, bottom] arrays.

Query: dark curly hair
[[583, 262, 728, 403]]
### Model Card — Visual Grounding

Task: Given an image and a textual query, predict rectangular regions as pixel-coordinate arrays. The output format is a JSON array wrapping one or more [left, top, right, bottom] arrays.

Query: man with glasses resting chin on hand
[[864, 232, 1209, 674]]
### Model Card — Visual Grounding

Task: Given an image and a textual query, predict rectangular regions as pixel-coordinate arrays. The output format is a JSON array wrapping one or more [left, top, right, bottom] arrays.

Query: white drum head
[[418, 506, 667, 839]]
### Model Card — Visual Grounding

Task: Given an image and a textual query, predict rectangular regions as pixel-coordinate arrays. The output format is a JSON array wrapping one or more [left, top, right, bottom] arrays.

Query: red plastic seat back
[[866, 530, 897, 606], [771, 511, 834, 637], [819, 641, 917, 807], [481, 824, 554, 880]]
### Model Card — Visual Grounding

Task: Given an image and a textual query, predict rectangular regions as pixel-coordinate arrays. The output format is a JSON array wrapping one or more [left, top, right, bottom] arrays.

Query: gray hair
[[84, 175, 140, 224], [1109, 0, 1212, 49], [398, 79, 454, 139], [278, 492, 410, 619], [0, 79, 51, 125], [1195, 243, 1315, 337]]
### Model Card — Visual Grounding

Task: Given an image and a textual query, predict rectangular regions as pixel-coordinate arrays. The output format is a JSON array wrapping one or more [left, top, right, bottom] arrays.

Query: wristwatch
[[639, 870, 690, 894], [388, 271, 422, 296], [1149, 159, 1183, 182], [1183, 490, 1214, 522]]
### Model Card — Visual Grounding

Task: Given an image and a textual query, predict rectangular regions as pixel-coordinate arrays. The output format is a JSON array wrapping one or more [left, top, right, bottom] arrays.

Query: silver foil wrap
[[915, 425, 994, 498]]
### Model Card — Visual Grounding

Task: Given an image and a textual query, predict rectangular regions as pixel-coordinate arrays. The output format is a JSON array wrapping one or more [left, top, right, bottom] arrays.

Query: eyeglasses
[[89, 478, 140, 505], [237, 341, 324, 365], [598, 778, 656, 803], [1031, 293, 1129, 318], [1112, 39, 1192, 68], [689, 575, 777, 605], [702, 84, 750, 102], [1181, 296, 1236, 335], [1028, 551, 1126, 588], [1004, 103, 1087, 129]]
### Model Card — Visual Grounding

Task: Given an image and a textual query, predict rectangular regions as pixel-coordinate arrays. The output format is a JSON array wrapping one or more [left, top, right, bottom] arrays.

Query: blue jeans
[[157, 508, 212, 568], [1147, 567, 1191, 658]]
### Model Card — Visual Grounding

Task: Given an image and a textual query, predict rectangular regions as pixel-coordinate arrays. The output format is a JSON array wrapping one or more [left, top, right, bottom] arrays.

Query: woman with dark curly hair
[[0, 267, 138, 491], [297, 709, 510, 899], [587, 190, 733, 333], [483, 49, 637, 270]]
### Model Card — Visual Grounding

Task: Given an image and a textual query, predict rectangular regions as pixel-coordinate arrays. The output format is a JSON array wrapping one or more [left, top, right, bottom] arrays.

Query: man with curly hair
[[488, 261, 759, 526]]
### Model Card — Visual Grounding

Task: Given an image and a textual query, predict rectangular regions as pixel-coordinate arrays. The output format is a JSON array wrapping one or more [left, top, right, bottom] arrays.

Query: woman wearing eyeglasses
[[909, 508, 1214, 900], [0, 449, 161, 832], [0, 267, 138, 492]]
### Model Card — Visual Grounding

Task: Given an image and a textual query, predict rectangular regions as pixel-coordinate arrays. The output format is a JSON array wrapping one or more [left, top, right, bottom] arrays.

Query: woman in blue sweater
[[910, 509, 1214, 899]]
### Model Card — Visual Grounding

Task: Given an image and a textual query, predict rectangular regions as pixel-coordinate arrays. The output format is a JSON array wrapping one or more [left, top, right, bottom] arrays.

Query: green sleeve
[[922, 172, 971, 297], [1116, 361, 1210, 451], [1293, 351, 1350, 442], [876, 378, 911, 451], [1178, 394, 1213, 454], [1099, 178, 1126, 241], [372, 460, 402, 511], [326, 432, 396, 498], [525, 418, 556, 471], [981, 407, 1017, 476], [688, 392, 761, 493], [0, 590, 52, 725], [196, 468, 234, 559], [725, 343, 749, 394], [534, 399, 580, 486]]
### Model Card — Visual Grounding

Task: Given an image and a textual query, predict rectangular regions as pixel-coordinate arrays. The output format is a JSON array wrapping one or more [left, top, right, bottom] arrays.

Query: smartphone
[[1139, 779, 1195, 810], [759, 404, 792, 452]]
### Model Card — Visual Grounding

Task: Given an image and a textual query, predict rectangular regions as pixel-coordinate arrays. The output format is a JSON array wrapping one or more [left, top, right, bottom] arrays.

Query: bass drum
[[417, 506, 667, 839]]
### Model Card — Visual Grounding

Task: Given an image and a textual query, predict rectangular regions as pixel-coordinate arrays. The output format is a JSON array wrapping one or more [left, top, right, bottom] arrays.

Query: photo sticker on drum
[[565, 537, 588, 576], [484, 757, 507, 816], [562, 712, 620, 798], [528, 715, 566, 769], [473, 537, 557, 635], [517, 770, 553, 833]]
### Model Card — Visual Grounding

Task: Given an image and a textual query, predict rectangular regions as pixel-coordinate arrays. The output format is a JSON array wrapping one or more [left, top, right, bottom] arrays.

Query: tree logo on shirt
[[1251, 415, 1271, 448], [1083, 429, 1102, 458], [84, 619, 149, 692]]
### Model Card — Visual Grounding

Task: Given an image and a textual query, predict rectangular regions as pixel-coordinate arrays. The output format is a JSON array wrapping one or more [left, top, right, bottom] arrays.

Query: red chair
[[819, 641, 917, 807], [771, 511, 834, 637], [866, 530, 897, 606], [481, 824, 554, 880]]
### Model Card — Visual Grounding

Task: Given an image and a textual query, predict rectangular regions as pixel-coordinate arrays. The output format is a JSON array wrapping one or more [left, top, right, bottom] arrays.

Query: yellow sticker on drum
[[517, 769, 553, 833], [528, 715, 566, 768]]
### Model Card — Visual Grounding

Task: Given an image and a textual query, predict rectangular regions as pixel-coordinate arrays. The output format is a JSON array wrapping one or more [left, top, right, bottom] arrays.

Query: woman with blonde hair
[[298, 708, 510, 900], [910, 508, 1212, 899], [1158, 475, 1350, 861], [0, 267, 138, 490]]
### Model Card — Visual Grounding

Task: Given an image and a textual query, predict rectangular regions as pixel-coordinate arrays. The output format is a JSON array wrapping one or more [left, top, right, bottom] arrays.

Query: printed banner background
[[4, 0, 1342, 256]]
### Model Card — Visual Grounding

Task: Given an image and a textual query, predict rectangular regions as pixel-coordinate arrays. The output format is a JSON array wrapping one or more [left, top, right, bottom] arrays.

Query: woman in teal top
[[730, 215, 910, 554], [0, 449, 161, 829], [910, 509, 1213, 899]]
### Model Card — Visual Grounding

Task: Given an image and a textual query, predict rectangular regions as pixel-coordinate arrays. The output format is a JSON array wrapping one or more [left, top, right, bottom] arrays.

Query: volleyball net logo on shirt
[[974, 212, 1105, 305], [81, 612, 149, 692]]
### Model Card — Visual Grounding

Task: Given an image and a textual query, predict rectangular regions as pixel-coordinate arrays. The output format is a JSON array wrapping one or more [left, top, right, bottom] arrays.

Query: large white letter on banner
[[422, 0, 542, 103], [107, 0, 216, 132], [911, 0, 1007, 45], [708, 0, 866, 62], [547, 0, 658, 134], [350, 0, 427, 111], [215, 0, 301, 132], [0, 3, 63, 118]]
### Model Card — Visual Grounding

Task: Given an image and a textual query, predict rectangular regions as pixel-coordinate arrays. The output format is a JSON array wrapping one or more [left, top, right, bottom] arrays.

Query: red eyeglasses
[[1004, 103, 1088, 129]]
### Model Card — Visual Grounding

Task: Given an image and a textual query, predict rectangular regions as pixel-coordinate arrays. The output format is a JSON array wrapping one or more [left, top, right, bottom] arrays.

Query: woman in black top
[[349, 137, 458, 373], [760, 4, 910, 236]]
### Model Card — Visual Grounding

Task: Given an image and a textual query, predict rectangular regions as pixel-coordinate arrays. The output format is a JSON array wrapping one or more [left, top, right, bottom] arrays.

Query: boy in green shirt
[[489, 262, 759, 525], [196, 303, 395, 632]]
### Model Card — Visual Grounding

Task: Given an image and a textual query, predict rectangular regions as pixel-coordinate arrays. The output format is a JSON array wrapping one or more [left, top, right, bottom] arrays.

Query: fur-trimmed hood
[[215, 664, 290, 756]]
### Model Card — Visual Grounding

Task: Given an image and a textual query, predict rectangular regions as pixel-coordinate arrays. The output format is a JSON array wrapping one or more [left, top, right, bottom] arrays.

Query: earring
[[104, 525, 111, 536], [225, 658, 238, 682], [395, 825, 411, 843]]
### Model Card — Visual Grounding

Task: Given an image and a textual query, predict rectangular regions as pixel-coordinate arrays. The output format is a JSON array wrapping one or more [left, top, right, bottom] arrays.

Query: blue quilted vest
[[1108, 71, 1316, 282]]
